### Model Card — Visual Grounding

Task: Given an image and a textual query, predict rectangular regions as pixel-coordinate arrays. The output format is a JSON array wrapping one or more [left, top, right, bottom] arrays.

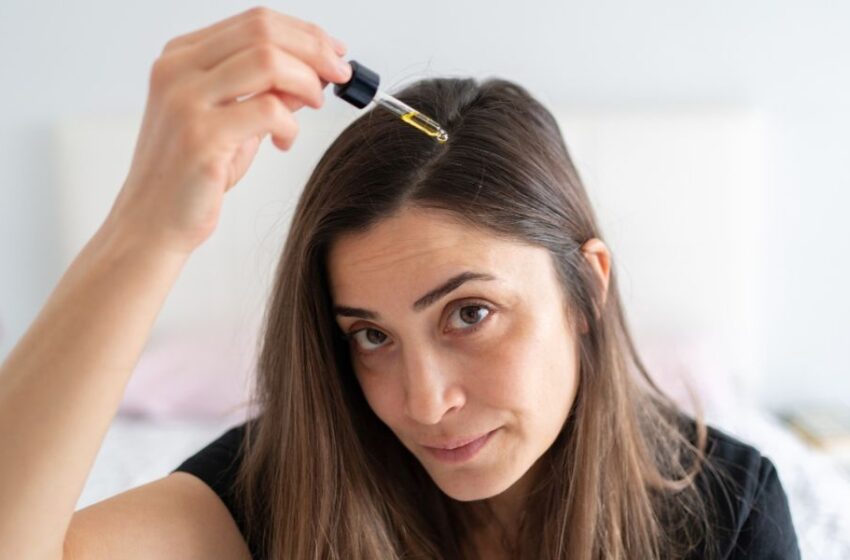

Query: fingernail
[[337, 59, 351, 81]]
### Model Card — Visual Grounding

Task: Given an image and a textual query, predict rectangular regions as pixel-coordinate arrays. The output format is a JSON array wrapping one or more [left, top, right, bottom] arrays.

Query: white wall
[[1, 0, 848, 408]]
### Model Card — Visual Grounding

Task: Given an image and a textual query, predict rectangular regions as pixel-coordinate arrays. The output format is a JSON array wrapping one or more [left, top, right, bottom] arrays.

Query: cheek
[[536, 333, 580, 431], [470, 313, 579, 425], [468, 336, 533, 404]]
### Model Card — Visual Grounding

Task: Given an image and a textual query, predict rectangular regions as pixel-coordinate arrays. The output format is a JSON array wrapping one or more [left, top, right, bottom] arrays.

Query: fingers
[[214, 92, 300, 151], [161, 9, 249, 53], [163, 7, 346, 55], [154, 7, 350, 116], [148, 7, 350, 165], [166, 7, 349, 87], [271, 78, 330, 112], [196, 16, 348, 84], [328, 36, 347, 57], [201, 45, 327, 108]]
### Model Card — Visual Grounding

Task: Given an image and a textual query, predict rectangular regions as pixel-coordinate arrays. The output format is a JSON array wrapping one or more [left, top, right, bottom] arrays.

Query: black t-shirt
[[172, 420, 801, 559]]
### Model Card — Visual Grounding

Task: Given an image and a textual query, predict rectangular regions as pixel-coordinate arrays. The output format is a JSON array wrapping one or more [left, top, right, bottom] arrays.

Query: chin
[[426, 464, 522, 502]]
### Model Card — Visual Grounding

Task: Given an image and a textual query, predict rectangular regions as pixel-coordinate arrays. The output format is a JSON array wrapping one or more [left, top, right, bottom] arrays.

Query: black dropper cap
[[333, 60, 380, 109]]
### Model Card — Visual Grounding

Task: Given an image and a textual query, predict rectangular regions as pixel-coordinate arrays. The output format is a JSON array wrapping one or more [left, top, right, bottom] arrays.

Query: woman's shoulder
[[702, 421, 770, 491], [687, 418, 801, 559], [173, 422, 249, 494], [171, 420, 257, 555]]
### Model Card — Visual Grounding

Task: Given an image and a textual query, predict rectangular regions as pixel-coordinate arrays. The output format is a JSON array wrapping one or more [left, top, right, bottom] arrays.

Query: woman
[[0, 7, 799, 560]]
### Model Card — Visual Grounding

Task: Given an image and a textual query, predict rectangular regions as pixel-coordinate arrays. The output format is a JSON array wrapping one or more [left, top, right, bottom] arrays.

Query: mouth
[[422, 429, 499, 464]]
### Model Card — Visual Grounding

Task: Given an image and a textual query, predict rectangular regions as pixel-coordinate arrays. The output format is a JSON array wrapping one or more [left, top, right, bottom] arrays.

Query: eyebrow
[[333, 271, 497, 320]]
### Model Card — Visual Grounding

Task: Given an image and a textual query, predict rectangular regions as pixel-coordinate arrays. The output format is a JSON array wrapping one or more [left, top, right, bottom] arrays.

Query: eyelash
[[343, 301, 495, 354]]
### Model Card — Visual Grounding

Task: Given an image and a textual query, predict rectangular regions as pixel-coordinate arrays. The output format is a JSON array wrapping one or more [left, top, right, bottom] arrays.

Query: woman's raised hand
[[105, 7, 351, 256]]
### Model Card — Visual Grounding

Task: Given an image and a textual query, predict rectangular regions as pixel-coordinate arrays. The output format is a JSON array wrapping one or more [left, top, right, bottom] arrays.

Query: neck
[[470, 459, 543, 553]]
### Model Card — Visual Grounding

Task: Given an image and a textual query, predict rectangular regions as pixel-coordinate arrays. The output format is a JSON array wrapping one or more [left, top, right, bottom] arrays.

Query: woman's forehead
[[329, 211, 514, 283], [326, 209, 553, 308]]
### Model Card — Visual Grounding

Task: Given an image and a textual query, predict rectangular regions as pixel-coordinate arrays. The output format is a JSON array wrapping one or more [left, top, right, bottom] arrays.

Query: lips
[[421, 429, 498, 464], [421, 431, 494, 450]]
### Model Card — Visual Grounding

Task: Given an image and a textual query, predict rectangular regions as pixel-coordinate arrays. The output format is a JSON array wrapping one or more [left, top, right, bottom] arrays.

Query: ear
[[578, 238, 611, 333]]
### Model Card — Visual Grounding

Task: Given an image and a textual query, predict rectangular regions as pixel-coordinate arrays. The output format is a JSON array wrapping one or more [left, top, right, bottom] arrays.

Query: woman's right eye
[[348, 328, 389, 352]]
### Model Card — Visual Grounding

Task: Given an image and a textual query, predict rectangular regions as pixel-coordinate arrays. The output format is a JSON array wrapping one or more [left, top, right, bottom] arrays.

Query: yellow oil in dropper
[[374, 90, 449, 144], [401, 111, 449, 143]]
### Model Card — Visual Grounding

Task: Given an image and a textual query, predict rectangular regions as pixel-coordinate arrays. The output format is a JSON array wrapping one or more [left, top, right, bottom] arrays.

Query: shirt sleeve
[[171, 424, 251, 548], [729, 456, 801, 559]]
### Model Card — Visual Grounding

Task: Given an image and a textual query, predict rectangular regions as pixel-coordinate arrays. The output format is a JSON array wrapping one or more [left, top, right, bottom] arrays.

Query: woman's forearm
[[0, 223, 190, 559]]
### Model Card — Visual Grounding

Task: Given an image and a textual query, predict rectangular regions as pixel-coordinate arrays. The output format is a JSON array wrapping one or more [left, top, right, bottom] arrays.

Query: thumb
[[225, 133, 264, 192]]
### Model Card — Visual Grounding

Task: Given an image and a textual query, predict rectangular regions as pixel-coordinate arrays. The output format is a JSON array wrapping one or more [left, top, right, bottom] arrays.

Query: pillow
[[634, 328, 745, 421], [119, 324, 259, 422]]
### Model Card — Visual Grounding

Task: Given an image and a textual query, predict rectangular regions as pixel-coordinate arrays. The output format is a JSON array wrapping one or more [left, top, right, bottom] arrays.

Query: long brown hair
[[233, 77, 721, 559]]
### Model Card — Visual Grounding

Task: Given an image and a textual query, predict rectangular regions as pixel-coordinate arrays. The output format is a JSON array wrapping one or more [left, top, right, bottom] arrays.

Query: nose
[[402, 347, 465, 425]]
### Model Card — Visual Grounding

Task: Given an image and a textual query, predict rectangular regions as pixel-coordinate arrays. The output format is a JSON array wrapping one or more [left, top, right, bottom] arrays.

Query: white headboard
[[51, 105, 765, 394]]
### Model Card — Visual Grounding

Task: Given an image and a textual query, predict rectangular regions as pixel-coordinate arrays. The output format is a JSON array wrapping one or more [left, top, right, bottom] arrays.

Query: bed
[[53, 104, 850, 558]]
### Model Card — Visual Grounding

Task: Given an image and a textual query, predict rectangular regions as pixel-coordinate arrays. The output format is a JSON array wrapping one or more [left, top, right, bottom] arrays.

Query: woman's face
[[328, 207, 587, 502]]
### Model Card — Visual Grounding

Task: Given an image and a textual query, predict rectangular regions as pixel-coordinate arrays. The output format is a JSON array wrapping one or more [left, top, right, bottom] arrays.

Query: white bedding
[[78, 405, 850, 558], [708, 406, 850, 558]]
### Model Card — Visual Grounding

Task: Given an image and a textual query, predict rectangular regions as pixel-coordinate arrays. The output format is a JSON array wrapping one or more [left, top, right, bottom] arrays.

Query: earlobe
[[580, 238, 611, 320]]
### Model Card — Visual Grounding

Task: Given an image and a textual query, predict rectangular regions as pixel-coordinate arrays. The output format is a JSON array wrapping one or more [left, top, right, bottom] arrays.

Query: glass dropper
[[372, 90, 448, 143], [333, 60, 449, 144]]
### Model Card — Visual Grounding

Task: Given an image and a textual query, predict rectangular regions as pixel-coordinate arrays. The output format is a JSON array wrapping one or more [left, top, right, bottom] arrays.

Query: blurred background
[[1, 1, 849, 556]]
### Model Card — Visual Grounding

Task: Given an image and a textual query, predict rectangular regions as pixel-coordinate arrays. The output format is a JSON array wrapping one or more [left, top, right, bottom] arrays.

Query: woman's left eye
[[447, 304, 492, 331]]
